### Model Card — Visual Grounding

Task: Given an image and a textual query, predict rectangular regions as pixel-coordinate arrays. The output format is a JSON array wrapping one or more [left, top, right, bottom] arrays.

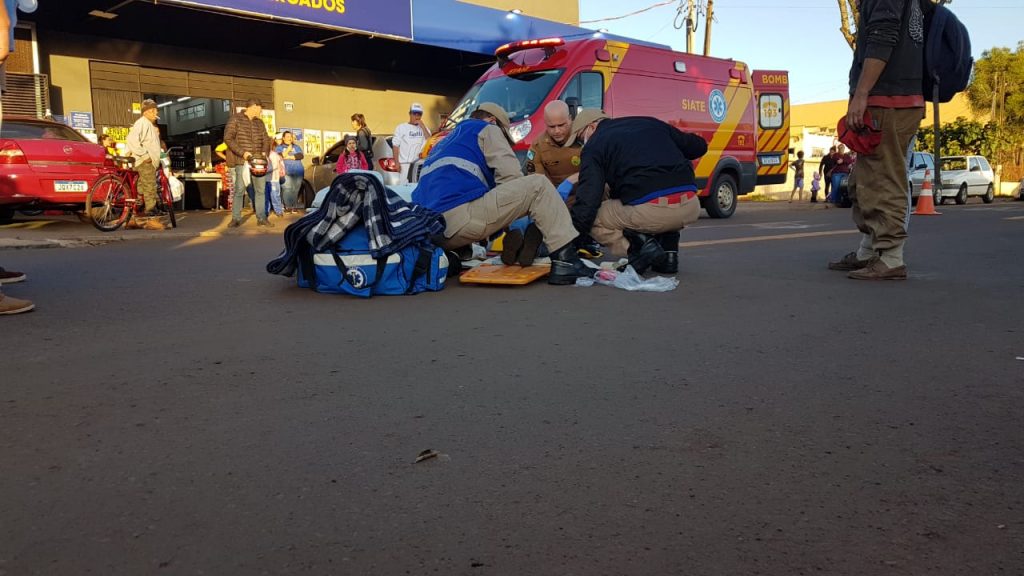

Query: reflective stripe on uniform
[[418, 156, 489, 186]]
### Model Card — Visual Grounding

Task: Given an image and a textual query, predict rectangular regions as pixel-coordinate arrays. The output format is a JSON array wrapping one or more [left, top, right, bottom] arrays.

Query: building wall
[[791, 94, 987, 132], [462, 0, 579, 25], [38, 31, 467, 141]]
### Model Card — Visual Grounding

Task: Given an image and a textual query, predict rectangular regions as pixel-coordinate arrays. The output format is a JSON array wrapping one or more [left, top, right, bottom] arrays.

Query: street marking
[[0, 221, 55, 230], [682, 229, 858, 248], [1006, 216, 1024, 221]]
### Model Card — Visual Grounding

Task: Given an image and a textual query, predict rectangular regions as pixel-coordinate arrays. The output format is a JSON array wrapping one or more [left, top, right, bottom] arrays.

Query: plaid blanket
[[266, 173, 445, 277]]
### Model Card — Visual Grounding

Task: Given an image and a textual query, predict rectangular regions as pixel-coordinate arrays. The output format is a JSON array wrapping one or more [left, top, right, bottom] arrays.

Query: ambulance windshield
[[443, 69, 565, 129]]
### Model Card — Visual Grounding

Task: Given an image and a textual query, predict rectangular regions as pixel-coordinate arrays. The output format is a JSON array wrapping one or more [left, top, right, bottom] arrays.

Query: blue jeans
[[828, 173, 847, 204], [233, 165, 267, 221], [281, 174, 303, 209], [268, 179, 283, 215]]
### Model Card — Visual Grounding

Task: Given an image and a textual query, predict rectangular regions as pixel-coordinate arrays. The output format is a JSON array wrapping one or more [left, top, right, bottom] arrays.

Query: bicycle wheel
[[86, 174, 130, 232], [157, 172, 177, 228]]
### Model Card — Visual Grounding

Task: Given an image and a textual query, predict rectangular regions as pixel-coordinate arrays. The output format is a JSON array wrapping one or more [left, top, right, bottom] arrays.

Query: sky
[[578, 0, 1023, 104]]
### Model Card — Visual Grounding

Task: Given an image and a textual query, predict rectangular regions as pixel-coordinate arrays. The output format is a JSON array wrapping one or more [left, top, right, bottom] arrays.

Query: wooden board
[[459, 264, 550, 285]]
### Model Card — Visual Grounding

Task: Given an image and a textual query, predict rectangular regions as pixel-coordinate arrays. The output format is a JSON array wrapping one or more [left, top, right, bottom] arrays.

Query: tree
[[966, 42, 1024, 171], [916, 117, 993, 157]]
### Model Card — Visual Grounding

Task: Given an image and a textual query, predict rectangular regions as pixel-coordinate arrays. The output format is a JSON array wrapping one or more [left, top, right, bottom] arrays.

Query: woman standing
[[351, 113, 373, 170], [276, 131, 305, 212]]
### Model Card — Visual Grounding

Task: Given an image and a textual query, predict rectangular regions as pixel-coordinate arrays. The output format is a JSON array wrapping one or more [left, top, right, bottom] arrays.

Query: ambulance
[[432, 37, 790, 218]]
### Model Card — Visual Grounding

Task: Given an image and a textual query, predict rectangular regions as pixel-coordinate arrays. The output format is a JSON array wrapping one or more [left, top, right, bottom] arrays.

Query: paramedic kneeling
[[568, 110, 708, 275], [411, 103, 593, 285]]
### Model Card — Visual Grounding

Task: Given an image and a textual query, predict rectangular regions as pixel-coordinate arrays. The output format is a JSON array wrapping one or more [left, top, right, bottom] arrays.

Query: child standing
[[335, 136, 369, 174], [267, 146, 285, 217], [810, 171, 822, 203], [789, 150, 805, 203]]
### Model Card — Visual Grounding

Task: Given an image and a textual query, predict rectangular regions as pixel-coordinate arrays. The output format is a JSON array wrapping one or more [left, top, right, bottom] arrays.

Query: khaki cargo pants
[[134, 159, 159, 214], [441, 174, 578, 252], [590, 194, 701, 256], [847, 106, 925, 262]]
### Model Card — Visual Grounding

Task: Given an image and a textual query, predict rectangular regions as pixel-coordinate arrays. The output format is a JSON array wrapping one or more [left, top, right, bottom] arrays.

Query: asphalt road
[[2, 201, 1023, 575]]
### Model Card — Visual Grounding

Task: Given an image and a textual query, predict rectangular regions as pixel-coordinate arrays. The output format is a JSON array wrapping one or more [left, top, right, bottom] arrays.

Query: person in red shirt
[[335, 136, 368, 175]]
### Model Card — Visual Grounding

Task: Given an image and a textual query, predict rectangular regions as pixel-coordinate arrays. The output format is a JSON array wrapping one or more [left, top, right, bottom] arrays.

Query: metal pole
[[686, 0, 695, 54], [703, 0, 714, 56]]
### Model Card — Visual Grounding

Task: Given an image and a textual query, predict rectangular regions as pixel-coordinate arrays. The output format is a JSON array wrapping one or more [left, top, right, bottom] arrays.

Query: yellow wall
[[272, 80, 459, 138], [461, 0, 579, 24], [791, 94, 987, 131], [48, 54, 93, 116]]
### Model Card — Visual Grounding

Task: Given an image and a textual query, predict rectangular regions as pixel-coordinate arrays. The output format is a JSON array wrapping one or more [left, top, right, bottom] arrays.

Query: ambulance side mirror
[[565, 97, 581, 119]]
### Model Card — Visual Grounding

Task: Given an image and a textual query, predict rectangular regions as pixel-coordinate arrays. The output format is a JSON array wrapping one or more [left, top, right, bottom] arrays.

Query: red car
[[0, 115, 109, 223]]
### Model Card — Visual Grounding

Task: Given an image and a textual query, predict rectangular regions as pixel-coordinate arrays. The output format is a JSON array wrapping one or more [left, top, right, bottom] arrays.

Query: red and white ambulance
[[432, 37, 790, 218]]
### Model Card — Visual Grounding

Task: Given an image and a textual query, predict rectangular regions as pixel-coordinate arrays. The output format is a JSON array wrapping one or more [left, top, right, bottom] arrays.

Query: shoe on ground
[[501, 229, 524, 266], [257, 218, 274, 228], [444, 250, 463, 278], [828, 251, 872, 271], [516, 223, 543, 266], [619, 230, 665, 275], [576, 235, 604, 260], [548, 243, 596, 285], [228, 219, 241, 228], [0, 293, 34, 315], [651, 231, 680, 274], [0, 267, 26, 285], [848, 259, 907, 281]]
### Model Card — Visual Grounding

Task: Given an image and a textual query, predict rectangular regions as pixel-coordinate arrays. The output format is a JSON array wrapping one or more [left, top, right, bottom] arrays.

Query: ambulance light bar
[[495, 38, 565, 59]]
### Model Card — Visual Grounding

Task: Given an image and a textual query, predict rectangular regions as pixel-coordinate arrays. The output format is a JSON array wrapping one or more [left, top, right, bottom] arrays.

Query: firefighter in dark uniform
[[524, 100, 602, 258], [526, 100, 581, 188]]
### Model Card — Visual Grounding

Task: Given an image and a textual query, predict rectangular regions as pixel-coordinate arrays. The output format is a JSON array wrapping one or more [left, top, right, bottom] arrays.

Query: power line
[[579, 0, 678, 24]]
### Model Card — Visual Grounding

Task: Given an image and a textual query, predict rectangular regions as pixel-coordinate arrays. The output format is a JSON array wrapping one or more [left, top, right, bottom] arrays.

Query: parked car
[[301, 134, 399, 206], [0, 115, 109, 223], [908, 151, 935, 203], [937, 155, 995, 205]]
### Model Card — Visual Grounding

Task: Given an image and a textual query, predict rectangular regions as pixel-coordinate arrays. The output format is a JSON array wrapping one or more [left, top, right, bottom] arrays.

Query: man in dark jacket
[[568, 110, 708, 275], [224, 98, 273, 227], [828, 0, 925, 280]]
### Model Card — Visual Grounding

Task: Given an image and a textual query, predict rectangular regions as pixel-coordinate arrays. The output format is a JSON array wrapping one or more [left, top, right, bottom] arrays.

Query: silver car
[[300, 134, 400, 206], [937, 155, 995, 205]]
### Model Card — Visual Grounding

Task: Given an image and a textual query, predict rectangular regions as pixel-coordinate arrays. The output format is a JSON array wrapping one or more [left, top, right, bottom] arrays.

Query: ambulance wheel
[[704, 173, 737, 219]]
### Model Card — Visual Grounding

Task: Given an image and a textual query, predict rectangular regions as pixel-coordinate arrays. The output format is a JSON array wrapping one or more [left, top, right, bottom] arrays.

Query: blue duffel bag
[[297, 226, 448, 298]]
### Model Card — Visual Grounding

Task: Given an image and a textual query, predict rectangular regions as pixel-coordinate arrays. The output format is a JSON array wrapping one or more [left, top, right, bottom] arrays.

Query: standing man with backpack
[[828, 0, 926, 280]]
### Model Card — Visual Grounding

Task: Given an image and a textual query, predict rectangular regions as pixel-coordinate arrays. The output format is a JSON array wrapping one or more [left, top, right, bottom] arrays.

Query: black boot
[[444, 250, 463, 278], [619, 230, 665, 275], [651, 231, 679, 274], [548, 242, 595, 285], [576, 234, 604, 259], [501, 228, 524, 266]]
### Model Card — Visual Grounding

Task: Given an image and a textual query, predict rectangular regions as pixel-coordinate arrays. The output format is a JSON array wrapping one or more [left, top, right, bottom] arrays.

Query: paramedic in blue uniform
[[411, 103, 593, 285], [567, 109, 708, 275]]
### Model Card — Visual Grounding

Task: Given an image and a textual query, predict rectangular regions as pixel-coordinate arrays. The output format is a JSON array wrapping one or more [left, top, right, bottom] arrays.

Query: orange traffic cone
[[913, 168, 941, 215]]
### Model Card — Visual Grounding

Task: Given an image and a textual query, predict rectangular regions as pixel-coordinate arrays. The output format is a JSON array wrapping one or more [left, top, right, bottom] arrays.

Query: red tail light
[[378, 158, 399, 172], [0, 141, 27, 164]]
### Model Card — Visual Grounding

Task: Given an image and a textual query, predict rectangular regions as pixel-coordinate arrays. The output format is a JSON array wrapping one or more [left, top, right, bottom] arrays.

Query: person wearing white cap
[[411, 102, 593, 285], [392, 102, 432, 184]]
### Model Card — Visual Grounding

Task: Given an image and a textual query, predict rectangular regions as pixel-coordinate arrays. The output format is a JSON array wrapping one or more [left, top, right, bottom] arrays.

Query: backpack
[[921, 1, 973, 104]]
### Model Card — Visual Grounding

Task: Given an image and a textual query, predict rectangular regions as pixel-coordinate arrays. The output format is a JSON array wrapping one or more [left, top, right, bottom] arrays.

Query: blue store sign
[[165, 0, 412, 40], [69, 111, 94, 130]]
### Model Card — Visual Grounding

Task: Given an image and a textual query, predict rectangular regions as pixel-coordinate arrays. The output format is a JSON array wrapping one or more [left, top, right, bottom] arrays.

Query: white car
[[937, 155, 995, 205], [908, 151, 935, 202]]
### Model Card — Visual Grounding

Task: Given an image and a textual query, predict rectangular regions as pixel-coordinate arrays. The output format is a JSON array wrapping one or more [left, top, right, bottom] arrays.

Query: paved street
[[2, 201, 1023, 575]]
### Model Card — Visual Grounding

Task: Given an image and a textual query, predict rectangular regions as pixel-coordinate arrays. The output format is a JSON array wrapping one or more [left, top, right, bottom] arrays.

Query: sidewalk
[[0, 209, 299, 250]]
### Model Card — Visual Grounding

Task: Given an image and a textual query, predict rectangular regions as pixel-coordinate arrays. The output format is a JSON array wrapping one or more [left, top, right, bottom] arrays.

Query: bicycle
[[86, 156, 177, 232]]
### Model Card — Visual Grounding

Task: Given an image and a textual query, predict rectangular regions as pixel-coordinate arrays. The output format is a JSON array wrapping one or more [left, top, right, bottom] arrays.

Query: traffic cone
[[913, 168, 941, 215]]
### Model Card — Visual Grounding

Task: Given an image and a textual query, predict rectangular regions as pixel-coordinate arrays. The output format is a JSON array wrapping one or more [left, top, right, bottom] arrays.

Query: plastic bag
[[575, 265, 679, 292], [167, 175, 184, 201]]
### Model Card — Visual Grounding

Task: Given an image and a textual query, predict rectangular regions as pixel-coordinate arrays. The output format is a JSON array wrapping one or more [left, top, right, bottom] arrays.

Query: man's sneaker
[[0, 293, 34, 315], [828, 251, 872, 271], [257, 218, 275, 228], [228, 219, 241, 228], [848, 259, 907, 281], [516, 223, 543, 266], [0, 267, 26, 285], [576, 235, 604, 260], [501, 229, 524, 266]]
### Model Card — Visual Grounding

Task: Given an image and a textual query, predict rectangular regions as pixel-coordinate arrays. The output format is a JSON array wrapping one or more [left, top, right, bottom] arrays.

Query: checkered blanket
[[266, 173, 445, 277]]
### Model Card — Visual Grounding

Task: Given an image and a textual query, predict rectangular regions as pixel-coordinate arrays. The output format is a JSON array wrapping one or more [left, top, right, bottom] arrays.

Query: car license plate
[[54, 180, 88, 192], [758, 155, 782, 166]]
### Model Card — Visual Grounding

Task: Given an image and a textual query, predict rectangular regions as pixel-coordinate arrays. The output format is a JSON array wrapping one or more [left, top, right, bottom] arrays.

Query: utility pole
[[685, 0, 695, 54], [703, 0, 714, 56]]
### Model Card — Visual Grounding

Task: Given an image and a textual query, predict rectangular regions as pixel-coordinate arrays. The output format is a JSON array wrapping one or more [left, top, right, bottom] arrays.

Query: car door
[[314, 142, 344, 191], [967, 157, 983, 194]]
